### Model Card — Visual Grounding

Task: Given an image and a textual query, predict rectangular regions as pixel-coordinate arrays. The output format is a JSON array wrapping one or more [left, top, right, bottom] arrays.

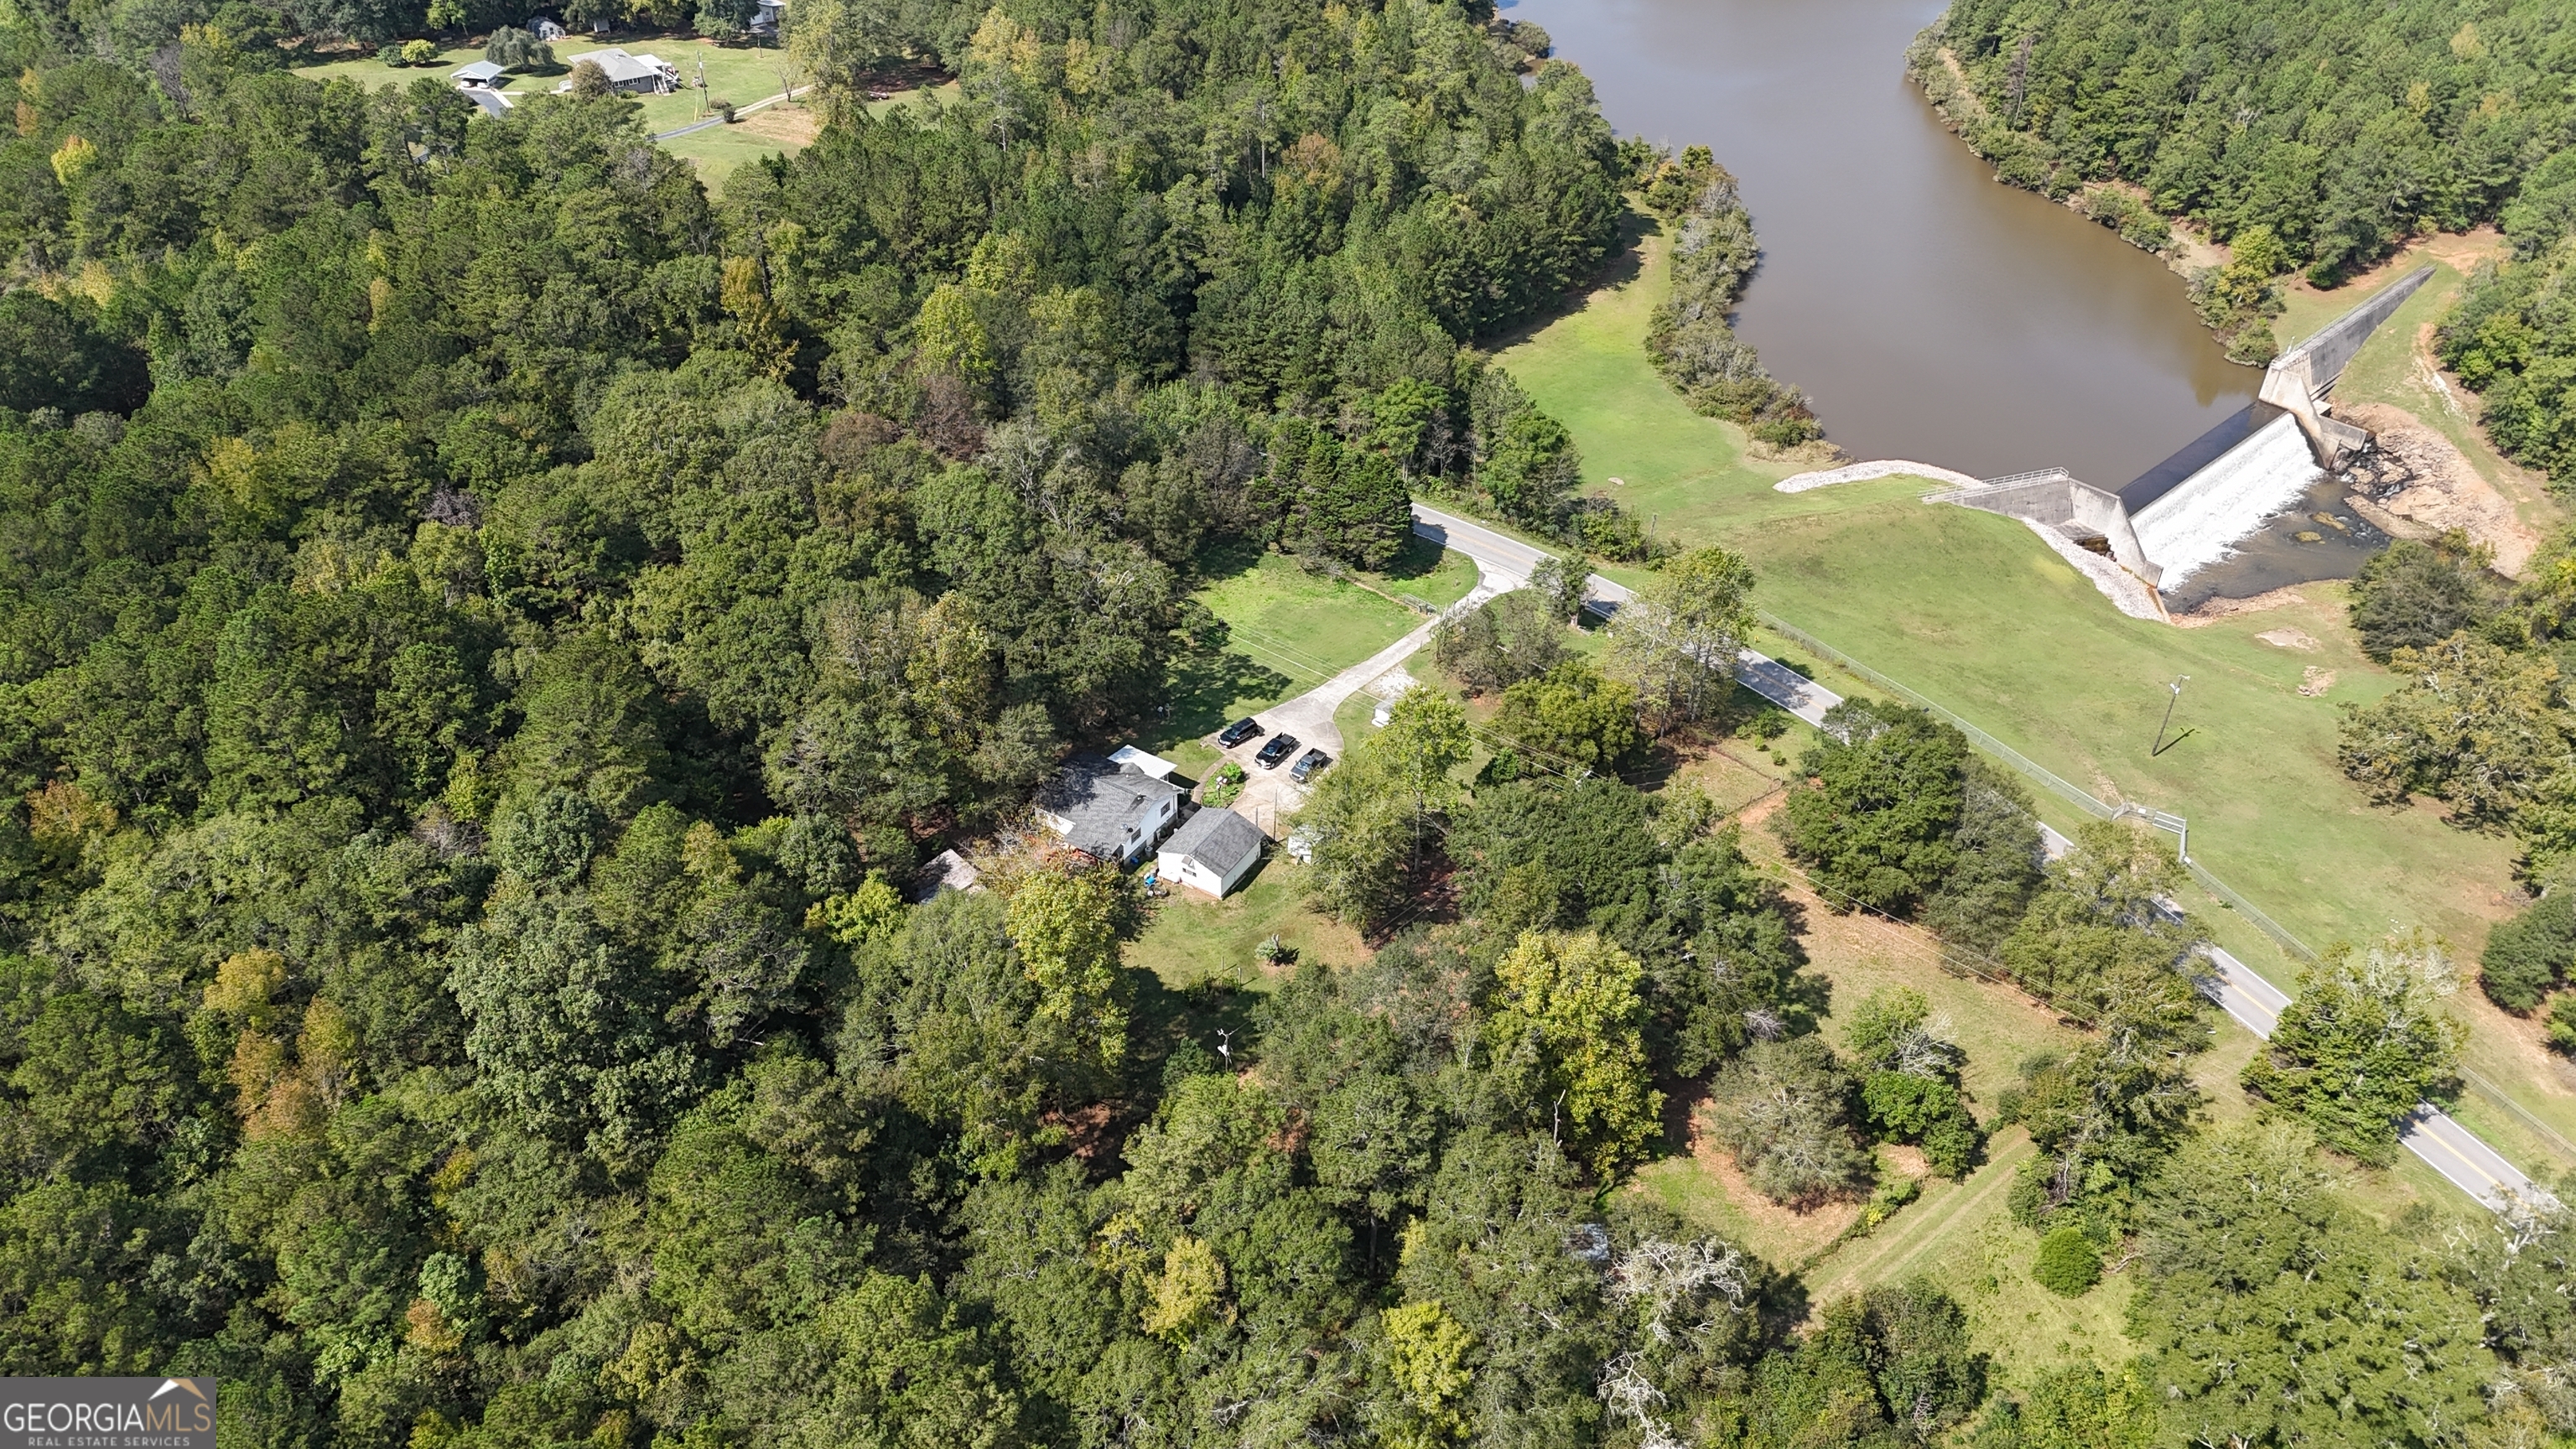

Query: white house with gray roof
[[1156, 807, 1265, 898], [556, 47, 678, 94], [1032, 754, 1182, 865]]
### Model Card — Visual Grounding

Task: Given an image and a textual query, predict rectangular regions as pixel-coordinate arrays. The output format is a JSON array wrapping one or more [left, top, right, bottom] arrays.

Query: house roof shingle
[[1159, 807, 1264, 880], [1034, 755, 1182, 860]]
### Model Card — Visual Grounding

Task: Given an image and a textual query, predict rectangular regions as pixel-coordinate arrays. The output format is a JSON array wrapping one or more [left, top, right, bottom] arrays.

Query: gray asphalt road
[[1409, 503, 1845, 725]]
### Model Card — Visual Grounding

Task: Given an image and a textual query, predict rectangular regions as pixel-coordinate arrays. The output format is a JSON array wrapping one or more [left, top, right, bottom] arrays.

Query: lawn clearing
[[292, 39, 948, 185], [291, 39, 493, 89], [1129, 860, 1365, 991], [1146, 541, 1424, 756], [1497, 213, 2576, 1160], [1354, 530, 1483, 611]]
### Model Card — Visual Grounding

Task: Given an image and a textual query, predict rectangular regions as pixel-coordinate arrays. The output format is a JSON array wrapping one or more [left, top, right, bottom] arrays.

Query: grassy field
[[293, 39, 949, 185], [1495, 218, 2576, 1163], [1148, 540, 1465, 771], [1128, 860, 1368, 991]]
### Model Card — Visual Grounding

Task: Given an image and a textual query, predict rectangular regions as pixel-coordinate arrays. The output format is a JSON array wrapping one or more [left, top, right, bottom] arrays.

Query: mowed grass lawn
[[1149, 540, 1455, 766], [1128, 862, 1368, 992], [293, 40, 948, 184], [1497, 215, 2576, 1156]]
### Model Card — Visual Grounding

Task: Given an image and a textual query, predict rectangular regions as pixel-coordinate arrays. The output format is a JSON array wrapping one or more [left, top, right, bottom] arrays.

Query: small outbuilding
[[1156, 807, 1266, 899], [911, 848, 981, 903], [452, 60, 506, 86]]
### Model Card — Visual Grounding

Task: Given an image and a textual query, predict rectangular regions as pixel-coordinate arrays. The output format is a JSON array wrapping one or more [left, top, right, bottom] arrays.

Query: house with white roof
[[556, 48, 679, 95]]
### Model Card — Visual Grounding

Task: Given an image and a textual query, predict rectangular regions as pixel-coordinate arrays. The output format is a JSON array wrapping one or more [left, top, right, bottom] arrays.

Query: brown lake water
[[1508, 0, 2261, 491]]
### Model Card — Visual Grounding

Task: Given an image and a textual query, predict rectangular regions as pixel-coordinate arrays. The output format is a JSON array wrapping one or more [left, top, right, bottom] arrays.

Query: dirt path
[[1802, 1130, 2036, 1303]]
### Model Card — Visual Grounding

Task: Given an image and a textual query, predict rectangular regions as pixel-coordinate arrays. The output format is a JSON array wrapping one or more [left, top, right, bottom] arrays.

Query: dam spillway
[[2127, 410, 2319, 588], [1929, 267, 2433, 612]]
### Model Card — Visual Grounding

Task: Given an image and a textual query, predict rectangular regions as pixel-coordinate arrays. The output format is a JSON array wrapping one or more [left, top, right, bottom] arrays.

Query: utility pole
[[2152, 675, 2189, 756]]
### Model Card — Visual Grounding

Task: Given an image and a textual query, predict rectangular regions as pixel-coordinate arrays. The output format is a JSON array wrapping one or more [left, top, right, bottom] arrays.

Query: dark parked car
[[1290, 748, 1332, 783], [1218, 717, 1265, 748], [1254, 733, 1301, 768]]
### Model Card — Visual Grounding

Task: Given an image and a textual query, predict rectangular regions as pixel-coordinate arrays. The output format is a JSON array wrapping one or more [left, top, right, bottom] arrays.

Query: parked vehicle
[[1254, 733, 1301, 768], [1290, 748, 1332, 783], [1218, 717, 1265, 748]]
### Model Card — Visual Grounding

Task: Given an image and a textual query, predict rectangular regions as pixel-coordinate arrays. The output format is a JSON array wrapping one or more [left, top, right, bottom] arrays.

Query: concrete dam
[[1930, 267, 2433, 607]]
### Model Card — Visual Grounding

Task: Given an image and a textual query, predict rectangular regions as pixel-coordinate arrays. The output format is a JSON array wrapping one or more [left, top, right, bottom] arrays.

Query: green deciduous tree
[[1998, 820, 2203, 1021], [1301, 688, 1472, 931], [2243, 928, 2468, 1164], [1483, 930, 1662, 1179], [2350, 538, 2508, 663], [1493, 660, 1639, 773], [2339, 631, 2571, 826], [1003, 861, 1130, 1073], [2131, 1122, 2494, 1449], [1706, 1036, 1871, 1208], [2482, 890, 2576, 1013], [1966, 1363, 2158, 1449], [1775, 699, 1967, 916], [1846, 987, 1984, 1178], [1604, 545, 1756, 735], [1434, 591, 1567, 695]]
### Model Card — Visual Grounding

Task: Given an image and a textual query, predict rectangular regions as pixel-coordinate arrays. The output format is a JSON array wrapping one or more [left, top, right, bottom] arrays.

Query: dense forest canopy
[[1924, 0, 2576, 281]]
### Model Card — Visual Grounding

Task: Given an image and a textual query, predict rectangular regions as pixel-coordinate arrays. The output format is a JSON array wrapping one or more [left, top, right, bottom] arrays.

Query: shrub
[[1202, 761, 1245, 808], [2551, 993, 2576, 1054], [2032, 1226, 2101, 1296], [2348, 538, 2504, 663], [377, 42, 406, 63], [402, 39, 439, 64], [2482, 891, 2575, 1013]]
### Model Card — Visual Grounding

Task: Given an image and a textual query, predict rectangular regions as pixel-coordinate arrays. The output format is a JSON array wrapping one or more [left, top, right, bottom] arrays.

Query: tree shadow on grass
[[1158, 615, 1292, 748], [1478, 205, 1658, 350], [1368, 532, 1452, 586]]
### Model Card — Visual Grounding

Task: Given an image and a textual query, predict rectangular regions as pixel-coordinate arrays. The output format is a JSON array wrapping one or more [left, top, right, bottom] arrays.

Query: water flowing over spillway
[[2128, 413, 2322, 589]]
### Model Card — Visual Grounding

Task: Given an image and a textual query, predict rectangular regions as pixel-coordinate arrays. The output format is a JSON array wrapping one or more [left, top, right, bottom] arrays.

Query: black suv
[[1254, 733, 1301, 768], [1290, 748, 1331, 783], [1217, 717, 1265, 748]]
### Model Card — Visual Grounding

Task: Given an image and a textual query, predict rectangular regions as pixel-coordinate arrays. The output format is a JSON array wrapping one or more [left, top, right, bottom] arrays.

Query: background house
[[556, 48, 678, 94], [1032, 754, 1182, 865], [1156, 807, 1265, 898]]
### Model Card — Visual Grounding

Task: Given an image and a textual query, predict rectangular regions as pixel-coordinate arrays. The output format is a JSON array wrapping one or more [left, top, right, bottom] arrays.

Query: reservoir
[[1506, 0, 2261, 495]]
